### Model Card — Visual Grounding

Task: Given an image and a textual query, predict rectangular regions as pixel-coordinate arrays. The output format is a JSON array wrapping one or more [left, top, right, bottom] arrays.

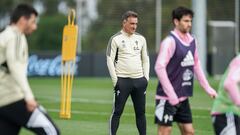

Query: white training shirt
[[0, 25, 34, 107], [106, 30, 150, 86]]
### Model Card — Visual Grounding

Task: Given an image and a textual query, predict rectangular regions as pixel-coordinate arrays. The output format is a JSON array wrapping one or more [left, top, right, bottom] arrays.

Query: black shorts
[[212, 113, 240, 135], [155, 98, 192, 126], [0, 99, 60, 135]]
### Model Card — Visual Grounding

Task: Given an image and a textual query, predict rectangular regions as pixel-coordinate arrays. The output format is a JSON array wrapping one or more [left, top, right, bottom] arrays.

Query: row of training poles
[[60, 9, 78, 119]]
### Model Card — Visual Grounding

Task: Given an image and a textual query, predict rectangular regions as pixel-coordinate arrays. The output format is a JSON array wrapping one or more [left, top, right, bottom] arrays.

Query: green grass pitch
[[20, 77, 219, 135]]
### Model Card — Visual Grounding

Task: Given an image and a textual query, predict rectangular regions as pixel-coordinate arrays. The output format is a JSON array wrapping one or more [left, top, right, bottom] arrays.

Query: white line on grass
[[48, 109, 213, 134], [47, 108, 209, 119], [37, 95, 211, 110]]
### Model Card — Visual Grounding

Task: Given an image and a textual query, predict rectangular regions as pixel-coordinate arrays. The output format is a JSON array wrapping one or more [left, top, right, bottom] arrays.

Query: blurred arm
[[224, 57, 240, 106], [6, 35, 35, 101]]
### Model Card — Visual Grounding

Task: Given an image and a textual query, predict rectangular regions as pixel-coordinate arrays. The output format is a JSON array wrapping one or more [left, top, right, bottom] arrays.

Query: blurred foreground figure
[[211, 55, 240, 135], [0, 4, 60, 135]]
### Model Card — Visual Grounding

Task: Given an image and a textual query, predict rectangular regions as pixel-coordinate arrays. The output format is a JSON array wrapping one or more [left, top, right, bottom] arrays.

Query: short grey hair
[[121, 11, 138, 21]]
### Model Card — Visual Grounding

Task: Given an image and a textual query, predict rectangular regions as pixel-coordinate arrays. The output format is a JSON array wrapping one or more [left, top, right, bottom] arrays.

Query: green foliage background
[[28, 14, 66, 53], [0, 0, 236, 53]]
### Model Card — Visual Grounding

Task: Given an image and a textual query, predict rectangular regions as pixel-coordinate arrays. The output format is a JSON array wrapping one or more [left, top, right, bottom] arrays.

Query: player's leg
[[25, 105, 60, 135], [0, 117, 21, 135], [177, 123, 194, 135], [212, 113, 238, 135], [235, 115, 240, 135], [0, 99, 60, 135], [158, 125, 172, 135], [131, 77, 148, 135], [175, 99, 194, 135], [0, 100, 29, 135], [155, 99, 175, 135], [109, 77, 132, 135]]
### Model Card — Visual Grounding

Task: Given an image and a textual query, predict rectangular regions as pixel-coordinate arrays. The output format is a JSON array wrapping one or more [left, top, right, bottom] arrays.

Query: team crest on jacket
[[182, 69, 193, 86], [182, 69, 193, 81], [133, 40, 139, 50], [121, 40, 126, 48]]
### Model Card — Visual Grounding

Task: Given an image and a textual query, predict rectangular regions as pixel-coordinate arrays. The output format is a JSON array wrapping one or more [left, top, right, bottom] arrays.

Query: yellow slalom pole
[[60, 62, 69, 118], [65, 62, 72, 118], [60, 62, 65, 117], [67, 60, 75, 116], [59, 9, 78, 119]]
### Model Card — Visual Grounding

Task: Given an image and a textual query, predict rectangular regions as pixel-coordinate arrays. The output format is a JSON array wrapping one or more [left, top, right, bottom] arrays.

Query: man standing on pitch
[[154, 7, 217, 135], [211, 55, 240, 135], [0, 4, 60, 135], [106, 10, 150, 135]]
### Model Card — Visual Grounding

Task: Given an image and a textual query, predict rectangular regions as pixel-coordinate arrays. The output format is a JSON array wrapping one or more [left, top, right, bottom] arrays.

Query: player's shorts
[[212, 113, 240, 135], [0, 99, 60, 135], [155, 98, 192, 126]]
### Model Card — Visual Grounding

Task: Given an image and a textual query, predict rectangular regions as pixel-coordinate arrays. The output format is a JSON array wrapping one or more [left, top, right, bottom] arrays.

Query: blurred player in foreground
[[211, 55, 240, 135], [0, 4, 60, 135]]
